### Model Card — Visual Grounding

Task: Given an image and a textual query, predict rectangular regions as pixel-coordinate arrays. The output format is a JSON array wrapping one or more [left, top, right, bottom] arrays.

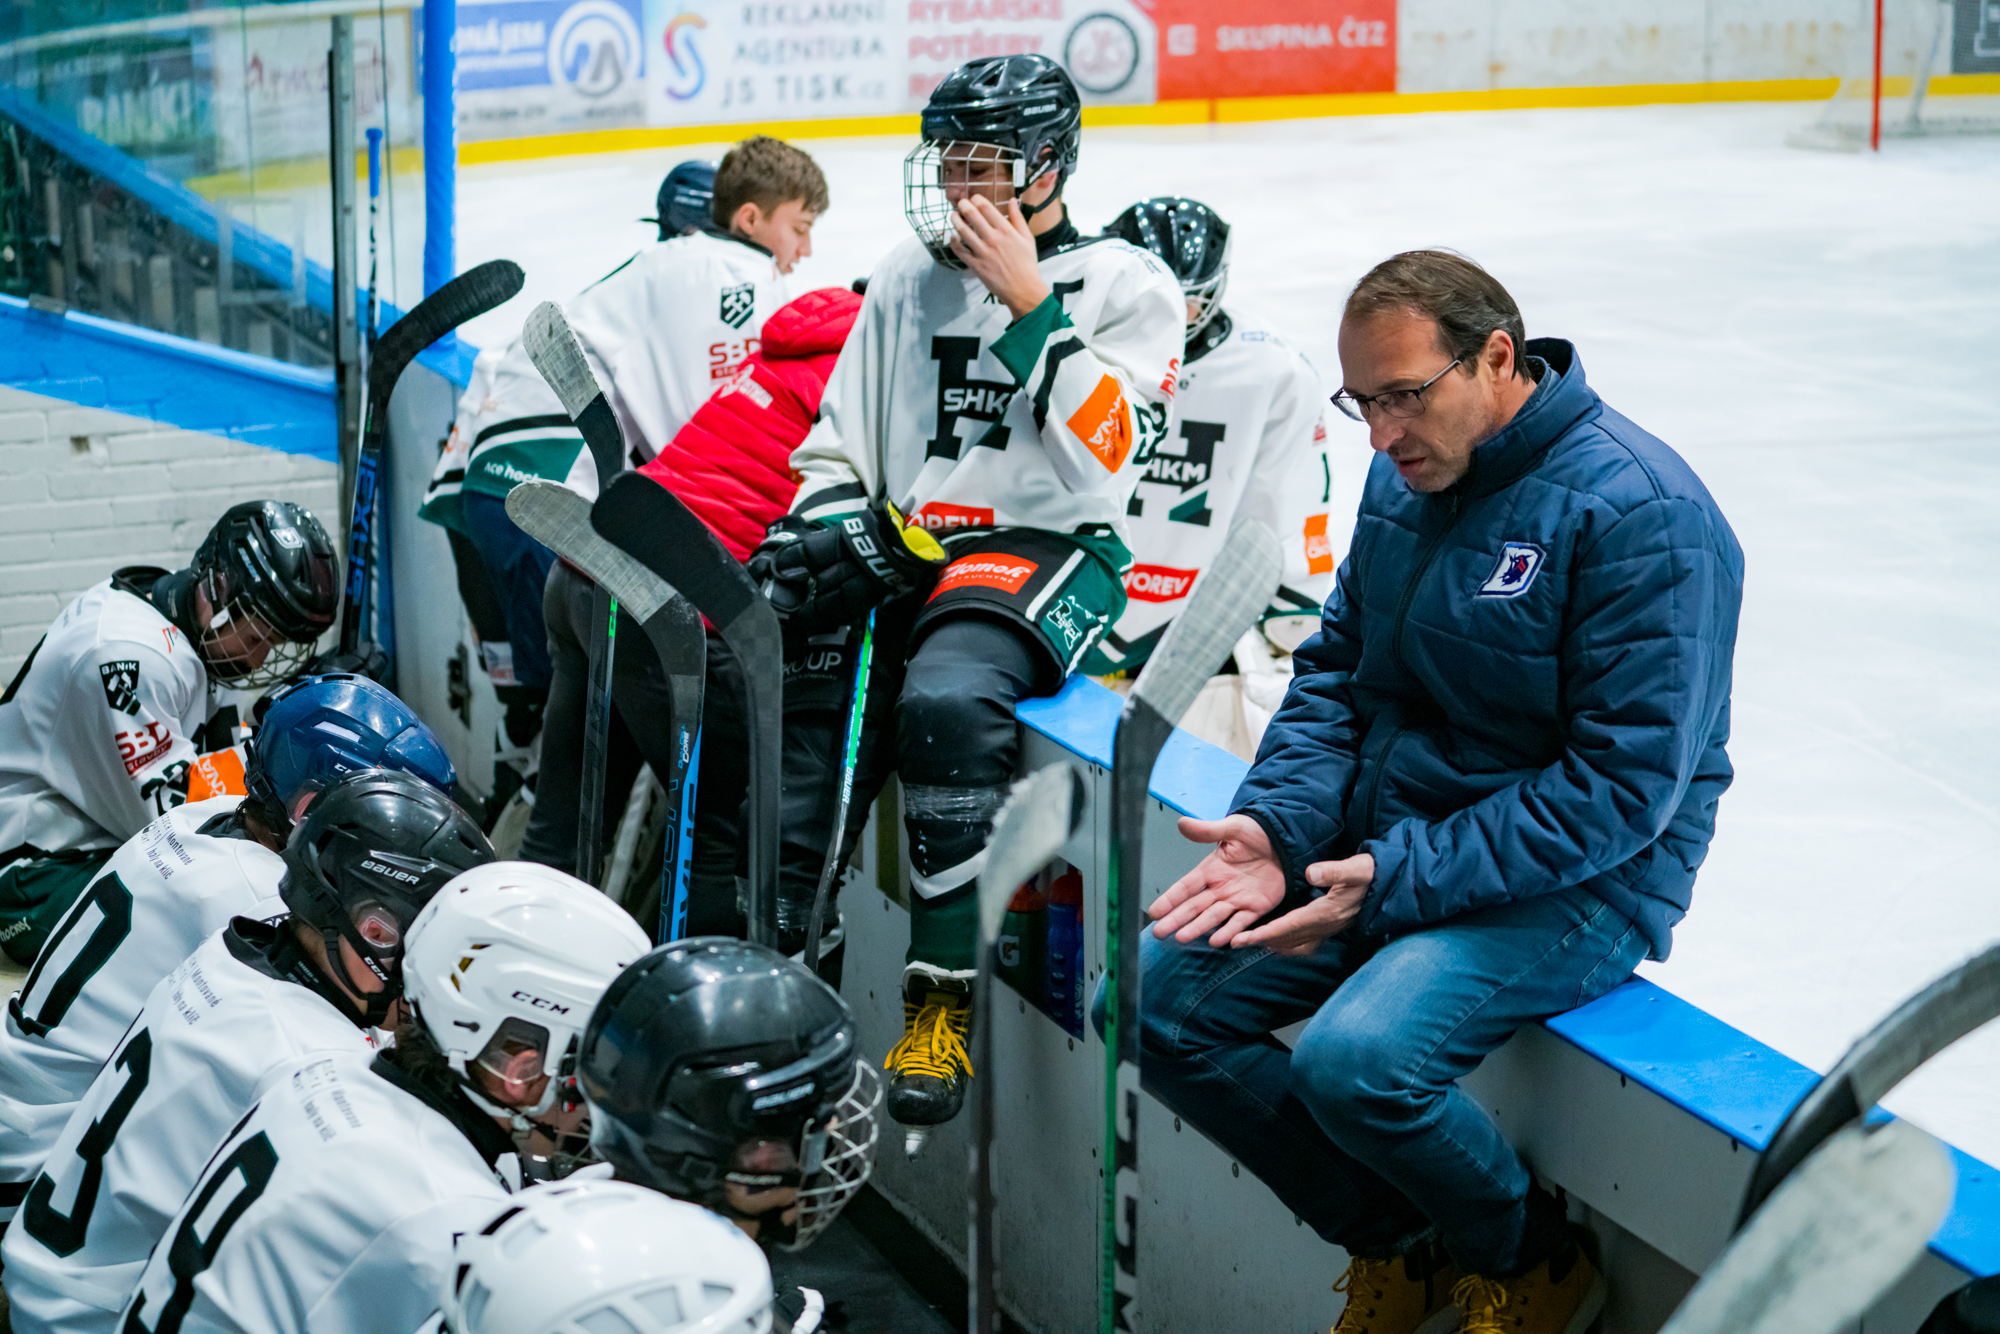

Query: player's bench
[[841, 674, 1995, 1334]]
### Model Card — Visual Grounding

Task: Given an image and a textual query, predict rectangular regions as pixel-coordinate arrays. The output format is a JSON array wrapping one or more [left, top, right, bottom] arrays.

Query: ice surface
[[456, 103, 2000, 1165]]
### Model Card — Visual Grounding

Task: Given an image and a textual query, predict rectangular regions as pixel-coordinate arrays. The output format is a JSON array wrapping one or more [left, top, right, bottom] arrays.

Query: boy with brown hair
[[420, 135, 827, 757]]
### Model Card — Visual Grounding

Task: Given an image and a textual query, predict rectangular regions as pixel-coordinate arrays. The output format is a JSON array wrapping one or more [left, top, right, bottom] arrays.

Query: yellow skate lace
[[883, 992, 973, 1082], [1330, 1257, 1392, 1333], [1452, 1274, 1513, 1334]]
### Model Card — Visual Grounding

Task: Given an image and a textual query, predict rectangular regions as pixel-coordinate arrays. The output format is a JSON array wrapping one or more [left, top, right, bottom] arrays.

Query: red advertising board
[[1153, 0, 1394, 100]]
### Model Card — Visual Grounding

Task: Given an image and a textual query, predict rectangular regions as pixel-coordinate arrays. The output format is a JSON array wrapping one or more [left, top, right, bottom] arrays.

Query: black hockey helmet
[[578, 938, 881, 1250], [905, 55, 1083, 264], [191, 500, 338, 687], [1109, 197, 1231, 336], [647, 159, 717, 240], [279, 767, 493, 1025]]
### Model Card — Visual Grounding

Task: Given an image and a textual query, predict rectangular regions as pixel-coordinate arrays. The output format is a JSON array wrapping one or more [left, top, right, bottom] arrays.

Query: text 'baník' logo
[[1476, 542, 1546, 599], [719, 283, 754, 330], [1124, 564, 1197, 603]]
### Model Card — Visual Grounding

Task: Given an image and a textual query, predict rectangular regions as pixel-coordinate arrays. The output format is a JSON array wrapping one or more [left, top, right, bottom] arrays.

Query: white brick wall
[[0, 385, 340, 679]]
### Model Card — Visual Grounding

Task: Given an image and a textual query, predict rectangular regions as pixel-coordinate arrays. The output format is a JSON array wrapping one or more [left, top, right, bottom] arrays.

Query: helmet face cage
[[197, 568, 316, 689], [1183, 255, 1230, 338], [789, 1059, 882, 1250], [193, 502, 336, 687], [903, 139, 1032, 269]]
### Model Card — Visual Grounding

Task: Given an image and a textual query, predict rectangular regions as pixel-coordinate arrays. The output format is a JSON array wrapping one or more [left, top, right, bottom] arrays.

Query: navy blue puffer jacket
[[1233, 339, 1743, 961]]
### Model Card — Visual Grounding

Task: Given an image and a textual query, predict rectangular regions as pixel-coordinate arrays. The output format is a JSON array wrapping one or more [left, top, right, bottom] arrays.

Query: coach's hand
[[1230, 854, 1372, 956], [1148, 815, 1287, 947], [950, 195, 1050, 320]]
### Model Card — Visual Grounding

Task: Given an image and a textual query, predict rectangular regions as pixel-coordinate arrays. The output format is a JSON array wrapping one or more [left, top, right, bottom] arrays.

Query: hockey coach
[[1135, 250, 1743, 1333]]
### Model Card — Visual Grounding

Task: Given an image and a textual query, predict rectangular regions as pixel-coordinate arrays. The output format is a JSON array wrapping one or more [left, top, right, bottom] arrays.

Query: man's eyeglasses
[[1331, 359, 1462, 422]]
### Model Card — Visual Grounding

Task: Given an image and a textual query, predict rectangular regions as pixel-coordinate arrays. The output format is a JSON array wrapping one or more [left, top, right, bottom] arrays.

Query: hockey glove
[[750, 505, 945, 638]]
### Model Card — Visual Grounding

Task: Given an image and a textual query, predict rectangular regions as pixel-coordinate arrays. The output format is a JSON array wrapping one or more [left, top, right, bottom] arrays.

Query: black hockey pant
[[779, 599, 1051, 970], [523, 560, 749, 937]]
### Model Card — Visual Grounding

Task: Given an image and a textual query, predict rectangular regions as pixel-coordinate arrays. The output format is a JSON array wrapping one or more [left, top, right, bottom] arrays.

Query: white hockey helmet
[[441, 1179, 775, 1334], [403, 861, 652, 1119]]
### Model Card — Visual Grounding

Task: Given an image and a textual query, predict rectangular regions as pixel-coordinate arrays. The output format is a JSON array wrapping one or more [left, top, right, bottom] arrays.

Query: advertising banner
[[458, 0, 650, 140], [643, 0, 1155, 129], [1153, 0, 1391, 100]]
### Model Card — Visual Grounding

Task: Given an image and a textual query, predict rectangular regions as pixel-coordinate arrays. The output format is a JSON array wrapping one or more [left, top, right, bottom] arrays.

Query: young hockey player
[[419, 136, 827, 739], [112, 862, 651, 1334], [0, 673, 454, 1217], [0, 501, 337, 960], [435, 1180, 777, 1334], [750, 54, 1182, 1134], [0, 770, 491, 1334], [523, 285, 865, 931], [579, 937, 881, 1250], [1084, 197, 1334, 680]]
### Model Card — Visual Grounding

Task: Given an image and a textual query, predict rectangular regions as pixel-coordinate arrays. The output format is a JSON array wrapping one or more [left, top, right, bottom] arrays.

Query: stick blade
[[504, 480, 674, 622], [1664, 1121, 1953, 1334], [592, 472, 762, 633], [522, 301, 600, 421], [1130, 521, 1282, 730], [1743, 940, 2000, 1222], [979, 764, 1087, 947], [368, 258, 524, 401]]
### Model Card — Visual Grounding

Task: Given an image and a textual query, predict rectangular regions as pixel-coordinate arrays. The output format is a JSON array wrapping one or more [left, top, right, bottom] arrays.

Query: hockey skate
[[1330, 1243, 1462, 1334], [1453, 1235, 1605, 1334], [883, 961, 975, 1156]]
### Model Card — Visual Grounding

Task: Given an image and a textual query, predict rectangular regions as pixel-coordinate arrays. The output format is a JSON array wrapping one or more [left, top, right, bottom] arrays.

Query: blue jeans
[[1096, 884, 1646, 1275], [462, 491, 558, 692]]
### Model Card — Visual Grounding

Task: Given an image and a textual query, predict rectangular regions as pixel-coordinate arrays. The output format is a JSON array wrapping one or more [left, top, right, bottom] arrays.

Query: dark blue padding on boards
[[1019, 672, 2000, 1279], [1, 294, 336, 460]]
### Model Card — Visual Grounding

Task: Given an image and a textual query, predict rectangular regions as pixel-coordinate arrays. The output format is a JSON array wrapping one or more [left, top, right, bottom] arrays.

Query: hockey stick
[[801, 608, 875, 971], [521, 303, 655, 889], [592, 471, 786, 948], [972, 763, 1088, 1334], [1663, 1120, 1952, 1334], [1102, 521, 1281, 1334], [340, 258, 524, 659], [1739, 940, 2000, 1224], [504, 479, 706, 933]]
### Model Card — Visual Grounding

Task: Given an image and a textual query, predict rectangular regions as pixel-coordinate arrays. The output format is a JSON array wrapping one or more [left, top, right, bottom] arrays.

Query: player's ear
[[729, 199, 766, 239]]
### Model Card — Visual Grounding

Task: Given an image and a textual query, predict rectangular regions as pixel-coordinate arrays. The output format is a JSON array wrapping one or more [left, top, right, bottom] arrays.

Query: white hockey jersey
[[438, 231, 793, 509], [1, 922, 376, 1334], [0, 576, 209, 856], [116, 1051, 511, 1334], [790, 226, 1183, 563], [1084, 309, 1335, 673], [0, 797, 284, 1209]]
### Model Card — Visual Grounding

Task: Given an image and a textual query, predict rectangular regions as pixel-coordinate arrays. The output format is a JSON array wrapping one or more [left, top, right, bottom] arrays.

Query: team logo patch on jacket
[[719, 282, 755, 330], [1068, 375, 1133, 472], [99, 660, 141, 714], [1477, 542, 1547, 599], [1304, 514, 1334, 576], [929, 554, 1038, 600], [1124, 564, 1197, 603]]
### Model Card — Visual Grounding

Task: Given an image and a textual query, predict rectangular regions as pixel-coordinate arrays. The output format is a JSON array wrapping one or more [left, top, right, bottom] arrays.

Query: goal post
[[1790, 0, 2000, 149]]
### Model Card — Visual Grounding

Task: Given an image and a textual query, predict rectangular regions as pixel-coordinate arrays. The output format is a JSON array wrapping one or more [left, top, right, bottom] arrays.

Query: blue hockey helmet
[[244, 673, 456, 836]]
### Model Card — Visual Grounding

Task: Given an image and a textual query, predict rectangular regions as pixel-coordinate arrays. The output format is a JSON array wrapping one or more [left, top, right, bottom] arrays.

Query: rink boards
[[840, 677, 1999, 1334]]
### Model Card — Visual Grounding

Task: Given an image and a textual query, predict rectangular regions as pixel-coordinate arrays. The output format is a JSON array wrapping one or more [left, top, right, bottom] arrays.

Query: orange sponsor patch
[[187, 746, 249, 800], [929, 554, 1039, 601], [1304, 514, 1334, 575], [1067, 375, 1133, 472], [910, 502, 995, 532]]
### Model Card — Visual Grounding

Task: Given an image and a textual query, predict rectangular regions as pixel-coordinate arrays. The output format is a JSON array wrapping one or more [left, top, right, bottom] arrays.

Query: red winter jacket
[[636, 285, 862, 562]]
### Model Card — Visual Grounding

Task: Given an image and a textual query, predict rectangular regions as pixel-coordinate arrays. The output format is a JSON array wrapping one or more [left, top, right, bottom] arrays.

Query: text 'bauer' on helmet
[[278, 768, 493, 1027], [577, 937, 882, 1251]]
